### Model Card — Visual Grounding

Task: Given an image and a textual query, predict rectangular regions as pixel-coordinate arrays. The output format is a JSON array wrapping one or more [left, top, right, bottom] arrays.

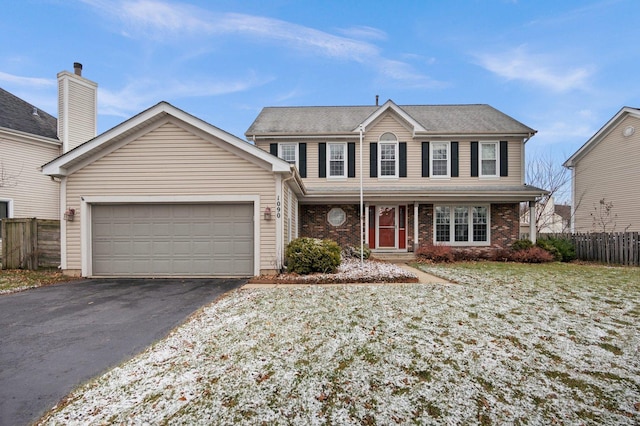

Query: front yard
[[39, 262, 639, 425]]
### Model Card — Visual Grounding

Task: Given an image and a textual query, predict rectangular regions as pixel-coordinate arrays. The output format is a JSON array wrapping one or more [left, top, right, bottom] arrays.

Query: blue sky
[[1, 0, 637, 168]]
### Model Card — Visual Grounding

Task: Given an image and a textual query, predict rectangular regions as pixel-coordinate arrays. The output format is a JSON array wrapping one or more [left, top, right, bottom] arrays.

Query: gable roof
[[245, 100, 536, 138], [0, 87, 58, 140], [42, 101, 293, 177], [563, 106, 640, 168]]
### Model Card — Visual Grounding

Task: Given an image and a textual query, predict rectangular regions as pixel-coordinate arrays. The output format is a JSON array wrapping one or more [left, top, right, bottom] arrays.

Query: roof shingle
[[0, 87, 58, 139], [245, 103, 535, 136]]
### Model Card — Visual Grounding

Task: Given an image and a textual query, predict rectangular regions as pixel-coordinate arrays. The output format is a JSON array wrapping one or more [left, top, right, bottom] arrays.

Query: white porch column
[[413, 202, 419, 250], [529, 200, 537, 244], [364, 204, 369, 246]]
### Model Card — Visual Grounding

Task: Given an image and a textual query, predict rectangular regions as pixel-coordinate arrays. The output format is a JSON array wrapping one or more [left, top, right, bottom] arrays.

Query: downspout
[[359, 124, 364, 267]]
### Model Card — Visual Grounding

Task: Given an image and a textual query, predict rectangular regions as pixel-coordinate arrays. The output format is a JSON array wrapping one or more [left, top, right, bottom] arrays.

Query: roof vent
[[32, 107, 39, 116], [375, 95, 379, 106], [73, 62, 83, 76]]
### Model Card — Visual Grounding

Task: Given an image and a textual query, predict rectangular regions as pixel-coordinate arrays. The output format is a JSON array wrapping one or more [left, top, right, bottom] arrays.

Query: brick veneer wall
[[490, 203, 519, 249], [299, 202, 520, 251], [299, 204, 362, 248]]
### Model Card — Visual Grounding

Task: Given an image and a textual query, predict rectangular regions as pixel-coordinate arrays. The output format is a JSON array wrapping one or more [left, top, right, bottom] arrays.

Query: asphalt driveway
[[0, 277, 246, 426]]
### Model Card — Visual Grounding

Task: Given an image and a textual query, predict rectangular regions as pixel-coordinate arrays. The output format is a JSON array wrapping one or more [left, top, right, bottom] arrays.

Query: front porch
[[298, 202, 522, 252]]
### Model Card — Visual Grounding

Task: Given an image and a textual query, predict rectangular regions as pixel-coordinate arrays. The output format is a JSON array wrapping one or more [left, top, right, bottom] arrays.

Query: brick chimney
[[57, 62, 97, 153]]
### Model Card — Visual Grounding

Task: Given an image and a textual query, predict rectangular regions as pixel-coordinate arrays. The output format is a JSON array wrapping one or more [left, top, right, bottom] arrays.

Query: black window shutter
[[270, 143, 278, 156], [370, 142, 378, 178], [451, 141, 459, 177], [399, 142, 407, 177], [471, 141, 479, 177], [298, 143, 307, 178], [421, 142, 429, 177], [500, 141, 508, 177], [319, 143, 326, 178], [348, 142, 356, 178]]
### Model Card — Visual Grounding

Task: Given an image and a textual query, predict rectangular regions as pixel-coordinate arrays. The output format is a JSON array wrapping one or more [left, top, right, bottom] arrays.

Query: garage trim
[[80, 195, 261, 277]]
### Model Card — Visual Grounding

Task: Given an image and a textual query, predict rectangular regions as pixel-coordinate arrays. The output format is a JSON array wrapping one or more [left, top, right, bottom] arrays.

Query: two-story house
[[246, 100, 546, 256], [43, 98, 544, 278]]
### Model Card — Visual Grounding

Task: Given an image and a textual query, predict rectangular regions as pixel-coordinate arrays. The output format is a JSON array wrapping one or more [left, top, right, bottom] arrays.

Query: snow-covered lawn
[[250, 258, 418, 284], [39, 262, 640, 425]]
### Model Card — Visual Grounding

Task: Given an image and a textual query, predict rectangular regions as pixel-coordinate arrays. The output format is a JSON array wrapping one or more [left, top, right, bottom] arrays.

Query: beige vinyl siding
[[255, 111, 523, 188], [573, 115, 640, 232], [64, 121, 277, 272], [58, 74, 97, 151], [0, 135, 60, 219]]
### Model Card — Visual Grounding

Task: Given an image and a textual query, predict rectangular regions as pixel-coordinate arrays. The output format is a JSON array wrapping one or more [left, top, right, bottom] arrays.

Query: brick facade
[[490, 203, 519, 249], [299, 204, 363, 248], [299, 202, 520, 251]]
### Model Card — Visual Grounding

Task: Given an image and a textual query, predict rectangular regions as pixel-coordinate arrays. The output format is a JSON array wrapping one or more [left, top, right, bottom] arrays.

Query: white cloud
[[98, 72, 273, 117], [475, 45, 593, 92], [0, 71, 55, 87], [336, 25, 388, 41], [80, 0, 441, 87]]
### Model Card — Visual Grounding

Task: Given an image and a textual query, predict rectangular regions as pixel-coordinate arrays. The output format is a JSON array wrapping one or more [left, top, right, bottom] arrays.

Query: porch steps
[[371, 252, 417, 264]]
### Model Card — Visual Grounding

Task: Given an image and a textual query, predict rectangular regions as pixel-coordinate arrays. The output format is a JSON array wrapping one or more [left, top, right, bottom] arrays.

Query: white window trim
[[278, 142, 298, 169], [0, 198, 14, 240], [327, 142, 347, 179], [378, 141, 399, 179], [479, 141, 499, 178], [433, 204, 491, 246], [430, 141, 450, 178]]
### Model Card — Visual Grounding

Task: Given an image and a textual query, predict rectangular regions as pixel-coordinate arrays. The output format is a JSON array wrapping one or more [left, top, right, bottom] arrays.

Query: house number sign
[[276, 195, 282, 219]]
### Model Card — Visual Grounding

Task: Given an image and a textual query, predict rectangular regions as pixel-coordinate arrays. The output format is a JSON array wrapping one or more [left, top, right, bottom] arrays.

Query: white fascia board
[[43, 101, 292, 176], [168, 105, 291, 172], [563, 107, 640, 168], [0, 127, 61, 148], [354, 100, 427, 134]]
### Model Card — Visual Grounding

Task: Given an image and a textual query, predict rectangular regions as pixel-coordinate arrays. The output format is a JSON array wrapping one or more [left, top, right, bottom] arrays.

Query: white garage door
[[91, 204, 253, 277]]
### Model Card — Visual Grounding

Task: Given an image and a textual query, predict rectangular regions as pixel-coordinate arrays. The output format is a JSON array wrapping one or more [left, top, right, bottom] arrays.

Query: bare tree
[[591, 198, 617, 233], [523, 154, 572, 233], [0, 161, 21, 188]]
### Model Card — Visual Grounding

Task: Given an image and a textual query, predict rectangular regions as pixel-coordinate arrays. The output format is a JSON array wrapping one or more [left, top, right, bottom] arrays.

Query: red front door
[[378, 206, 396, 248]]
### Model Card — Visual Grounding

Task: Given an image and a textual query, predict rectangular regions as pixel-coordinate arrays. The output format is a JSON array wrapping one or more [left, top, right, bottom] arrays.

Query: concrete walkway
[[241, 263, 450, 289]]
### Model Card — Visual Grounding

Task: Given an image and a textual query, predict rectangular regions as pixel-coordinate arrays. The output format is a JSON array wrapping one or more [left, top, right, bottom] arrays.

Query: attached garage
[[91, 203, 254, 277], [43, 102, 301, 277]]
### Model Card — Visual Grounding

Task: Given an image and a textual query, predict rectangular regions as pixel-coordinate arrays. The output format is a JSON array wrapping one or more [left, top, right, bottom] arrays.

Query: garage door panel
[[92, 204, 253, 276]]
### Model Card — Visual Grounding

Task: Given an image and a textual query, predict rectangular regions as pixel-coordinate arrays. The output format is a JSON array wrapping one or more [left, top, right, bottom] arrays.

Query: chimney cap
[[73, 62, 83, 76]]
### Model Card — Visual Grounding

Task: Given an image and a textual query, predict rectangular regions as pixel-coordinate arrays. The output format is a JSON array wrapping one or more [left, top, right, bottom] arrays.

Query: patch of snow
[[38, 264, 640, 425]]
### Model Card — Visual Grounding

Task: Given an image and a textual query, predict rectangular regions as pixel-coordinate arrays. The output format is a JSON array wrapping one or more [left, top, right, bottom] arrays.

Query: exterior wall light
[[264, 206, 272, 221], [64, 208, 76, 221]]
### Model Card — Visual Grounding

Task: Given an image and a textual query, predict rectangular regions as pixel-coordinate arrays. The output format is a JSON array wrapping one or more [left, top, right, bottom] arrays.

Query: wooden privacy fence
[[1, 218, 60, 270], [540, 232, 640, 266]]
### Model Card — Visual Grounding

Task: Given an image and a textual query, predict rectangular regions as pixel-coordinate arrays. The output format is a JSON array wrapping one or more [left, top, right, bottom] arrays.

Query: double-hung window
[[278, 143, 298, 168], [431, 142, 450, 177], [480, 142, 498, 177], [378, 132, 398, 178], [328, 143, 346, 178], [435, 205, 489, 245]]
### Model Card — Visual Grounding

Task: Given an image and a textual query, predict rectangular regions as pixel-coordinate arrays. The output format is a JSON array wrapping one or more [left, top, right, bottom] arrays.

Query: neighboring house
[[0, 87, 61, 232], [520, 196, 570, 236], [246, 100, 547, 256], [564, 107, 640, 232], [0, 63, 96, 256]]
